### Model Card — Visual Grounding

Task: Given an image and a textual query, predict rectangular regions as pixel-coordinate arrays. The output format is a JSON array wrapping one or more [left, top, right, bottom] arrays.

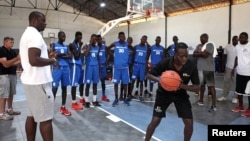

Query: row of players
[[51, 31, 168, 116]]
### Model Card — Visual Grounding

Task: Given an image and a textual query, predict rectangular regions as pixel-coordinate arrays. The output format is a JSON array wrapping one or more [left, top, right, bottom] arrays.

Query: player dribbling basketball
[[145, 42, 200, 141]]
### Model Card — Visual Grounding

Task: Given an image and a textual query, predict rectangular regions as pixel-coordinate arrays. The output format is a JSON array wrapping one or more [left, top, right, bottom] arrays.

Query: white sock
[[72, 100, 76, 103], [93, 95, 97, 102], [85, 96, 89, 102]]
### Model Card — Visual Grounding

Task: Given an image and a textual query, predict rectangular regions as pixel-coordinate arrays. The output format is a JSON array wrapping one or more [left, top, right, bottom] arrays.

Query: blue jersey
[[134, 44, 148, 64], [128, 47, 134, 65], [168, 44, 175, 57], [114, 41, 128, 69], [53, 42, 68, 66], [85, 44, 99, 66], [150, 44, 164, 65], [68, 41, 82, 65], [98, 44, 106, 64]]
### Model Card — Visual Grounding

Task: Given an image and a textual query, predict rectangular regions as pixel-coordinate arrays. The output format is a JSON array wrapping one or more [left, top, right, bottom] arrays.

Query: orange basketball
[[159, 70, 182, 91]]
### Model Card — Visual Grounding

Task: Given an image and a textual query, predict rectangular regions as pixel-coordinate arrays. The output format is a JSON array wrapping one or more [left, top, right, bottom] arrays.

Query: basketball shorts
[[198, 70, 215, 86], [84, 65, 99, 84], [0, 75, 10, 98], [131, 63, 146, 81], [69, 64, 84, 86], [99, 64, 107, 80], [235, 74, 250, 96], [113, 67, 130, 84], [23, 82, 54, 122], [52, 66, 70, 88], [153, 90, 193, 119]]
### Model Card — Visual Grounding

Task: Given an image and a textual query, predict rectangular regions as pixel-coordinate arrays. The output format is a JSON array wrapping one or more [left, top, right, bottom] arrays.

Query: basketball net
[[149, 8, 164, 19]]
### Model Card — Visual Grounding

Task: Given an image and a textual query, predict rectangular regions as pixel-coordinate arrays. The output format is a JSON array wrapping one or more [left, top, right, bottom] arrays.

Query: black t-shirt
[[149, 57, 200, 94], [0, 46, 18, 75]]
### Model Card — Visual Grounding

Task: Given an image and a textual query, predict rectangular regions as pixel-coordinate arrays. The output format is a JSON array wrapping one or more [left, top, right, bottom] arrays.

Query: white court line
[[97, 107, 162, 141]]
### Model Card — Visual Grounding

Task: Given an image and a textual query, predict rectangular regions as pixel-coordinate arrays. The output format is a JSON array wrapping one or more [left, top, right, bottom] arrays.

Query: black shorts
[[235, 74, 250, 95], [153, 90, 193, 119]]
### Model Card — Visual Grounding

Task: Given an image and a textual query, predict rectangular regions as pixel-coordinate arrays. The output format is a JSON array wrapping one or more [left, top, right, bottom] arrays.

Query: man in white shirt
[[19, 11, 57, 141], [231, 32, 250, 117], [217, 36, 238, 103]]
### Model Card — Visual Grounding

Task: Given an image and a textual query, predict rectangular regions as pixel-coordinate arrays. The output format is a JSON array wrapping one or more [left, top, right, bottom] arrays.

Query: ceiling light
[[100, 2, 106, 7]]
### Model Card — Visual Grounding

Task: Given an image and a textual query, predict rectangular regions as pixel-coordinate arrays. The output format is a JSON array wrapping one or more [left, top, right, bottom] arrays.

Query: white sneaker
[[0, 113, 13, 120], [217, 96, 227, 101], [232, 97, 238, 104]]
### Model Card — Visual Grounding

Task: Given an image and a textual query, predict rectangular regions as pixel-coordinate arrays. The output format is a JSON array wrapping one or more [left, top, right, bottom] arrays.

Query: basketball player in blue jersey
[[130, 35, 150, 101], [51, 31, 72, 116], [68, 31, 84, 110], [120, 37, 135, 100], [97, 35, 110, 102], [83, 34, 101, 108], [107, 32, 130, 106], [149, 36, 165, 96]]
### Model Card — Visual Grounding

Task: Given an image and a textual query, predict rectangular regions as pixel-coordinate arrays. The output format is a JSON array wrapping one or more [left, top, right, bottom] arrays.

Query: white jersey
[[235, 42, 250, 76]]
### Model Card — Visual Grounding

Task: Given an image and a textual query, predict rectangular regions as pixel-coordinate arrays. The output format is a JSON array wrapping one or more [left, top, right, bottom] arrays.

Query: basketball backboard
[[127, 0, 164, 17]]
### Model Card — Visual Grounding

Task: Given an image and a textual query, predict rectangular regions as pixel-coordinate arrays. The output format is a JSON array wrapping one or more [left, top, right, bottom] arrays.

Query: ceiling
[[60, 0, 229, 23]]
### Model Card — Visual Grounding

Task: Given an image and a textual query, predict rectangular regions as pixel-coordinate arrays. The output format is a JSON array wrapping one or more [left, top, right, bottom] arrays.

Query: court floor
[[0, 73, 250, 141]]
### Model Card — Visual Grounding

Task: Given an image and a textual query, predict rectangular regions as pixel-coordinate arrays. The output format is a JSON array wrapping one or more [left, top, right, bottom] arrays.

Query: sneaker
[[208, 105, 217, 112], [134, 91, 138, 96], [0, 113, 13, 120], [217, 96, 227, 101], [85, 102, 90, 108], [93, 101, 101, 107], [197, 101, 204, 106], [232, 97, 238, 104], [139, 96, 144, 102], [232, 106, 245, 112], [194, 93, 199, 96], [71, 102, 83, 110], [60, 107, 71, 116], [79, 98, 86, 105], [6, 109, 21, 115], [144, 89, 149, 95], [102, 95, 110, 102], [148, 92, 153, 97], [112, 99, 119, 107], [123, 98, 130, 106], [241, 109, 250, 117]]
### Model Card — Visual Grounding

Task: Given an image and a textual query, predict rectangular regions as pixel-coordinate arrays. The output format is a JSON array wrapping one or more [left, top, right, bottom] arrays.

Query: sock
[[85, 96, 89, 102], [80, 96, 84, 99], [72, 100, 76, 103], [93, 95, 97, 102]]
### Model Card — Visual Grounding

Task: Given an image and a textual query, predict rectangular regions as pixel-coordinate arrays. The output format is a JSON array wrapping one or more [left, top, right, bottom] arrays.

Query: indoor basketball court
[[0, 0, 250, 141]]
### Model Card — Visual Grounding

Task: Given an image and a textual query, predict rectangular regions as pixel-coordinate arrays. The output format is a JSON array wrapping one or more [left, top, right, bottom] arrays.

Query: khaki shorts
[[0, 75, 10, 98], [23, 82, 54, 122]]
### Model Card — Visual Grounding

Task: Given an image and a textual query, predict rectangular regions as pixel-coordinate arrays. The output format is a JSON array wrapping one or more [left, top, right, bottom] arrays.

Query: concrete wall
[[0, 0, 104, 48]]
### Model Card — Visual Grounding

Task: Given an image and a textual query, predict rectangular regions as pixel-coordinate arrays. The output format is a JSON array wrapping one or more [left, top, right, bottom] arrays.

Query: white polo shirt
[[19, 26, 53, 85], [235, 42, 250, 76]]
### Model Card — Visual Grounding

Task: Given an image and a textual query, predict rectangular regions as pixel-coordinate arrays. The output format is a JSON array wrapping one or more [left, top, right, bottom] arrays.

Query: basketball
[[159, 70, 182, 91]]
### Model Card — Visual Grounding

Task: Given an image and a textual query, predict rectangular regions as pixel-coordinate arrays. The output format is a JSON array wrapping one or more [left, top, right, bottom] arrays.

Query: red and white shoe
[[60, 107, 71, 116], [102, 95, 110, 102], [71, 102, 83, 110]]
